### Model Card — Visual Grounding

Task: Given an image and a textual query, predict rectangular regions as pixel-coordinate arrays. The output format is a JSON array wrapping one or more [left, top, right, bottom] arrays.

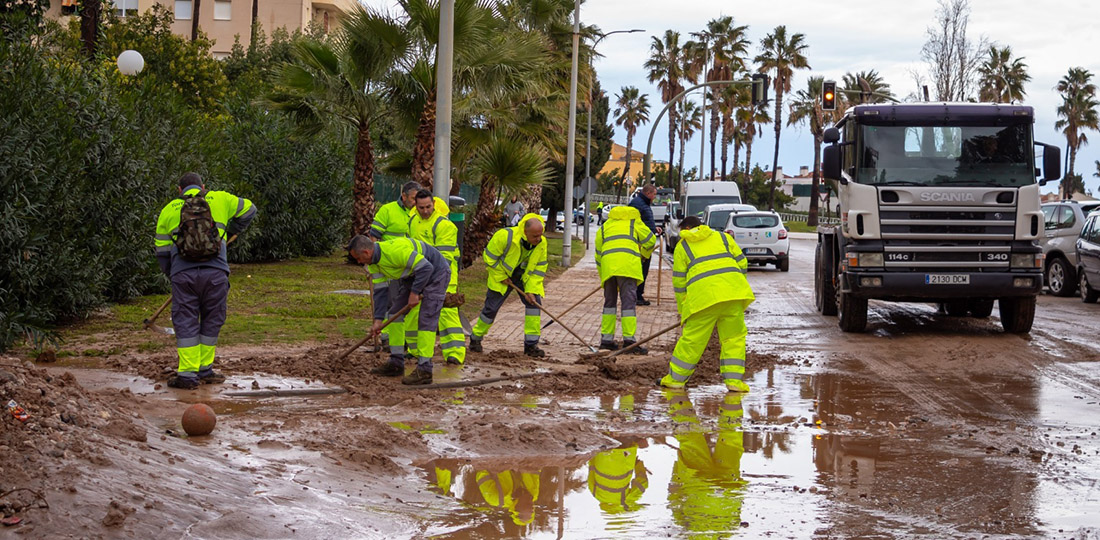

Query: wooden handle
[[507, 282, 595, 350], [656, 237, 663, 306], [604, 320, 681, 359], [337, 302, 414, 361]]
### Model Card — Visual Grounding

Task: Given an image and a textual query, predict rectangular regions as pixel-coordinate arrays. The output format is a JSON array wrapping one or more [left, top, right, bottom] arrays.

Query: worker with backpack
[[154, 172, 257, 390]]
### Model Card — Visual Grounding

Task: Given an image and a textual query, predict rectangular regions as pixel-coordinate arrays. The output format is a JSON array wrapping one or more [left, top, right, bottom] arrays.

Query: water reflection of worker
[[475, 469, 541, 526], [663, 391, 747, 534], [587, 440, 650, 513]]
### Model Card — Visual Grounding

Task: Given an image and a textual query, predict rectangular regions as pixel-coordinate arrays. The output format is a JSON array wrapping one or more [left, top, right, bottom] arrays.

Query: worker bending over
[[365, 181, 420, 356], [660, 216, 754, 392], [349, 235, 450, 385], [469, 213, 548, 358], [595, 205, 655, 352]]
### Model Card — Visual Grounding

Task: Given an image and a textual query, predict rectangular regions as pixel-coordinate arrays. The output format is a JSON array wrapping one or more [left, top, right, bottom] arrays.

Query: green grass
[[53, 235, 584, 354], [784, 221, 818, 233]]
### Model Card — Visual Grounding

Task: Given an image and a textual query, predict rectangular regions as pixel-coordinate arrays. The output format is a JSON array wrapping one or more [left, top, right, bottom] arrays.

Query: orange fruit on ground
[[181, 403, 217, 436]]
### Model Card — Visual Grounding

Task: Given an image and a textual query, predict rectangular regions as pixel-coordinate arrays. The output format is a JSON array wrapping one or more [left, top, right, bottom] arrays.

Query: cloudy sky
[[585, 0, 1100, 194]]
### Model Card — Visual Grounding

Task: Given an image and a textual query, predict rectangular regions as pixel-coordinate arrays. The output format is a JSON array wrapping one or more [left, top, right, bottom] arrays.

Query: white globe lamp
[[117, 50, 144, 76]]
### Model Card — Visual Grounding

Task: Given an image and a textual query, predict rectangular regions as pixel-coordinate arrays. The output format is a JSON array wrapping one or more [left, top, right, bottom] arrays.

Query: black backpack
[[175, 190, 221, 262]]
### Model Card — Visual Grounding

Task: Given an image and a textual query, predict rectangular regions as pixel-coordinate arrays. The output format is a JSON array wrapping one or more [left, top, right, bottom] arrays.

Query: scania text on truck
[[814, 103, 1062, 333]]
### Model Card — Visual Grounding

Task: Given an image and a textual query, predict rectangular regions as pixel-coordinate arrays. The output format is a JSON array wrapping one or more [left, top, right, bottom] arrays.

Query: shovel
[[336, 303, 415, 361], [581, 320, 681, 360], [143, 234, 238, 336], [506, 281, 598, 353], [542, 284, 602, 330]]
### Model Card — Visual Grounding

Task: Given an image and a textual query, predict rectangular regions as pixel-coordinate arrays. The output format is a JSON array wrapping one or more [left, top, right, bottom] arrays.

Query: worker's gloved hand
[[524, 292, 538, 306], [369, 319, 384, 337], [503, 278, 514, 289], [407, 292, 421, 308]]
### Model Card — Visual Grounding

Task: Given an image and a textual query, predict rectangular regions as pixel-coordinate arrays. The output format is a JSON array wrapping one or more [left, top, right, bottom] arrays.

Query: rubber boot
[[622, 339, 647, 355], [469, 337, 483, 353], [524, 343, 546, 358]]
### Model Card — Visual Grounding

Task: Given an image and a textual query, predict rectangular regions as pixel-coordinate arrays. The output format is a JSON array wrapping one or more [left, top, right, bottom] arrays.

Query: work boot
[[370, 362, 404, 377], [468, 337, 483, 353], [599, 341, 619, 351], [657, 374, 685, 389], [198, 371, 226, 384], [524, 343, 546, 358], [636, 297, 651, 306], [445, 356, 462, 366], [621, 340, 647, 355], [401, 367, 433, 386], [167, 375, 200, 390]]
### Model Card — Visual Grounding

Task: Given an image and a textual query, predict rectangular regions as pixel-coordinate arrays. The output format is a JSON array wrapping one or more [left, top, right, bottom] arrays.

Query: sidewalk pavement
[[473, 243, 683, 360]]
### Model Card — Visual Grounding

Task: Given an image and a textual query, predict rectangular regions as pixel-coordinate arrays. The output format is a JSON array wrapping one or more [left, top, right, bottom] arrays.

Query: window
[[1081, 217, 1097, 243], [1043, 205, 1058, 230], [1056, 205, 1075, 229], [213, 0, 231, 20], [174, 0, 192, 19], [732, 215, 780, 229], [113, 0, 138, 17]]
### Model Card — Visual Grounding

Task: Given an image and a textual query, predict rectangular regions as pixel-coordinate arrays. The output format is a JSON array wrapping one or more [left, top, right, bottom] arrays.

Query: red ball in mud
[[181, 403, 217, 436]]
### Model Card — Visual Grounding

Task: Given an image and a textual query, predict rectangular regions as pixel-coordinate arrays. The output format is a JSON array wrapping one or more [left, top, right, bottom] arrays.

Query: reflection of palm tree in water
[[663, 390, 747, 535]]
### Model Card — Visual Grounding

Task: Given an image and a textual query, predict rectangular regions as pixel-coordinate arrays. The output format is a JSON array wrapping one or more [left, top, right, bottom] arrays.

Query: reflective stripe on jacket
[[587, 446, 647, 512], [595, 205, 655, 285], [483, 213, 548, 296], [409, 197, 460, 291], [672, 225, 755, 322], [370, 200, 413, 240]]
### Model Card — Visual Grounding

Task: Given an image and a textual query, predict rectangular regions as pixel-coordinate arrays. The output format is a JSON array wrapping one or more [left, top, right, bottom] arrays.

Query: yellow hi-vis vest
[[370, 200, 414, 240], [672, 225, 755, 322], [595, 205, 656, 285], [483, 213, 548, 296], [588, 446, 648, 513], [409, 197, 460, 291]]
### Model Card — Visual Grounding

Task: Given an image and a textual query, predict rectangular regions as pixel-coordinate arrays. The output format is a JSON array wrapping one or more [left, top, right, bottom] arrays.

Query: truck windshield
[[686, 195, 741, 217], [856, 124, 1034, 187]]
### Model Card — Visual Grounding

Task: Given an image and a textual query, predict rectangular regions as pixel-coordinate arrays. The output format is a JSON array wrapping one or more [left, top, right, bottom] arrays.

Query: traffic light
[[751, 73, 769, 105], [822, 80, 837, 111]]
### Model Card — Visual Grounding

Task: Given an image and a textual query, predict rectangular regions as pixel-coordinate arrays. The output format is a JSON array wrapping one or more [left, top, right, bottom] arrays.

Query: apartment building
[[46, 0, 354, 57]]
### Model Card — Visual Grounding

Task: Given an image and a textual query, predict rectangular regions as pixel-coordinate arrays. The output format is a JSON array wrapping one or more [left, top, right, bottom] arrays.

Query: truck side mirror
[[675, 208, 684, 219], [823, 127, 840, 144], [1040, 143, 1061, 182], [823, 144, 844, 184]]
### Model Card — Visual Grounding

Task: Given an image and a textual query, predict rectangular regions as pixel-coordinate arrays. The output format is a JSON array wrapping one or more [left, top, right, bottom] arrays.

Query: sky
[[584, 0, 1100, 195]]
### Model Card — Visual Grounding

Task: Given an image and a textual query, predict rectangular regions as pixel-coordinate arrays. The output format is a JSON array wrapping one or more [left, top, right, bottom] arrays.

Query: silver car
[[1040, 200, 1100, 296], [725, 211, 790, 272]]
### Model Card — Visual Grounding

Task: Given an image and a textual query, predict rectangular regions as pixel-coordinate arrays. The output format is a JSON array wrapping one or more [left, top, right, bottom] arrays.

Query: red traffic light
[[822, 80, 837, 111]]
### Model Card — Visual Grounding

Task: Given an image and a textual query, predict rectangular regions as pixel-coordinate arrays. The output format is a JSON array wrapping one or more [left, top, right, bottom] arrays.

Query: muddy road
[[4, 236, 1100, 538]]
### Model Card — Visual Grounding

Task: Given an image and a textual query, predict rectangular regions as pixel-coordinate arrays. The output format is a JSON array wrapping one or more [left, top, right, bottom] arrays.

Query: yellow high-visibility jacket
[[672, 225, 755, 322], [483, 213, 548, 296], [587, 446, 648, 513], [409, 197, 460, 291], [154, 186, 255, 276], [370, 200, 414, 240], [595, 205, 656, 285]]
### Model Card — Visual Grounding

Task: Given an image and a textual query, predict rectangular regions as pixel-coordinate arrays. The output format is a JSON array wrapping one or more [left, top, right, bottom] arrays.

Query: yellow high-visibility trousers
[[660, 302, 749, 392]]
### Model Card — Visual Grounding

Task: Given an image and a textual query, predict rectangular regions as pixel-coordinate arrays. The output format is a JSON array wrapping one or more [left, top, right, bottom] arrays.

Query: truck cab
[[814, 103, 1061, 333]]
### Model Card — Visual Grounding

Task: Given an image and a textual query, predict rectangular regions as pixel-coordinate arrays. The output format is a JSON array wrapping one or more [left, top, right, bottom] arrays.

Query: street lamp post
[[561, 0, 581, 268], [432, 0, 455, 201], [583, 28, 644, 249]]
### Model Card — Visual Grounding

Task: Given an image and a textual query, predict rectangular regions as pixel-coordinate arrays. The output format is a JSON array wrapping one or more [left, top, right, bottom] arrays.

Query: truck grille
[[877, 205, 1016, 270]]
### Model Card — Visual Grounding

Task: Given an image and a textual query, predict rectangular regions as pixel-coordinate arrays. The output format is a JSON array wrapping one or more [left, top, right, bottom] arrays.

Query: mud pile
[[0, 357, 147, 520]]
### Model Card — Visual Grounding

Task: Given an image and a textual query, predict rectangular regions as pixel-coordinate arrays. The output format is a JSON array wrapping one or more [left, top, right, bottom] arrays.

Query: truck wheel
[[968, 299, 994, 318], [1081, 273, 1100, 303], [838, 291, 868, 332], [815, 244, 837, 316], [999, 297, 1036, 334], [1046, 257, 1077, 297], [778, 257, 790, 272]]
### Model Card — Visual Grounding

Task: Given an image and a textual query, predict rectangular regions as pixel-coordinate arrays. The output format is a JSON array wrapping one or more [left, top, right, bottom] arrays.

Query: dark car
[[1077, 210, 1100, 303]]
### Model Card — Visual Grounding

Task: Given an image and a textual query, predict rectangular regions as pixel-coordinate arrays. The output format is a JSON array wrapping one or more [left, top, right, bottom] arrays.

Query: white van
[[677, 181, 742, 221]]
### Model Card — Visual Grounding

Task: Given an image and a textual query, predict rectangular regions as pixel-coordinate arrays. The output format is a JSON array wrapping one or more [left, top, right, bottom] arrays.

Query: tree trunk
[[769, 90, 784, 211], [191, 0, 201, 41], [744, 136, 754, 197], [251, 0, 258, 36], [520, 183, 541, 221], [463, 178, 499, 268], [808, 135, 822, 227], [1066, 145, 1079, 199], [677, 117, 686, 187], [411, 91, 437, 192], [666, 108, 677, 187], [709, 104, 719, 180], [449, 176, 462, 196], [720, 113, 729, 180], [80, 0, 101, 57], [732, 137, 742, 187], [618, 133, 633, 201], [351, 122, 377, 238]]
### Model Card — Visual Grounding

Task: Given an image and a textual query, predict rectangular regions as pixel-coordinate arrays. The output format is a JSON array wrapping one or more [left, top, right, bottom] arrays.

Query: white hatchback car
[[724, 211, 790, 272]]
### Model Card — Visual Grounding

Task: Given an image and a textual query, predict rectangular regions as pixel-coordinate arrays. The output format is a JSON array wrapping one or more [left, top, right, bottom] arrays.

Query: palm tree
[[841, 70, 894, 108], [268, 6, 411, 237], [716, 83, 744, 180], [977, 45, 1030, 103], [645, 30, 687, 185], [613, 86, 651, 199], [692, 16, 750, 177], [754, 25, 810, 210], [788, 76, 833, 226], [677, 99, 703, 187], [1055, 67, 1100, 198], [737, 100, 771, 195]]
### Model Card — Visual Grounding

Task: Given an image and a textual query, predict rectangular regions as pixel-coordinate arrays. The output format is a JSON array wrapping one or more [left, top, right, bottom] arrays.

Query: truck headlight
[[1010, 254, 1041, 268], [856, 253, 884, 267]]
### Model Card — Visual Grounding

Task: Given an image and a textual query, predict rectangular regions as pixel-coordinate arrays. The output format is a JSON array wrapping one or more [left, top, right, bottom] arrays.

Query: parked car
[[1077, 210, 1100, 303], [724, 211, 789, 272], [665, 201, 681, 251], [537, 209, 565, 231], [703, 203, 758, 231], [598, 203, 618, 225], [1040, 200, 1100, 296]]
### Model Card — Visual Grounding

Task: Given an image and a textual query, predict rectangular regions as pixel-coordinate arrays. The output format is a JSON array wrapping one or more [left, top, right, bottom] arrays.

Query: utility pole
[[561, 0, 580, 267], [432, 0, 455, 201]]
